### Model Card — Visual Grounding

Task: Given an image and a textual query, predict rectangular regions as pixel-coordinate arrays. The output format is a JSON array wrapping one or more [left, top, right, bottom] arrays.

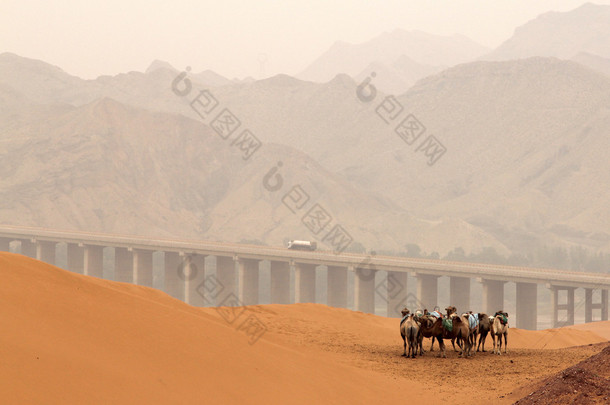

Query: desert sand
[[1, 252, 608, 404]]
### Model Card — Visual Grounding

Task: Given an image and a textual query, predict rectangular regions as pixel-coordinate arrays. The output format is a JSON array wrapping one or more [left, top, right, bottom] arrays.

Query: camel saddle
[[442, 318, 453, 332], [495, 311, 508, 325], [468, 313, 479, 330]]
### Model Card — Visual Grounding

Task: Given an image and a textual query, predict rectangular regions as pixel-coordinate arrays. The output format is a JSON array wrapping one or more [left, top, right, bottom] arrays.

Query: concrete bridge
[[0, 225, 608, 330]]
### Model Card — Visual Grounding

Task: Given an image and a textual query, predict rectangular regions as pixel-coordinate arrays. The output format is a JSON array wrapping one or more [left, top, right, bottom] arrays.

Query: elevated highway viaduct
[[0, 225, 607, 330]]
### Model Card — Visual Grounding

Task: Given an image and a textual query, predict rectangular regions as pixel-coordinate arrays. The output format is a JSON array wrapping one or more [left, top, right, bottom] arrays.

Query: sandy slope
[[0, 253, 406, 404], [568, 321, 610, 341], [0, 252, 607, 404]]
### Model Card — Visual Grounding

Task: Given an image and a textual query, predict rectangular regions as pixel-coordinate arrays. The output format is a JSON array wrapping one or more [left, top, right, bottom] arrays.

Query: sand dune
[[567, 320, 610, 341], [0, 252, 607, 404], [0, 253, 406, 404]]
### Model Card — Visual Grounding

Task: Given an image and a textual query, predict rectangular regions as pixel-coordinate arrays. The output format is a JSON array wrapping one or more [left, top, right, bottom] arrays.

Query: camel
[[462, 312, 479, 356], [423, 315, 471, 358], [490, 311, 509, 355], [476, 313, 491, 352], [413, 310, 425, 356], [420, 306, 459, 352], [419, 314, 460, 353], [401, 314, 420, 358], [452, 314, 473, 358]]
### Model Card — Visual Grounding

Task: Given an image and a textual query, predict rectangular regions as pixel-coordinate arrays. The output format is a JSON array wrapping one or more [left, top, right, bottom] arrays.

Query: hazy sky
[[2, 1, 609, 79]]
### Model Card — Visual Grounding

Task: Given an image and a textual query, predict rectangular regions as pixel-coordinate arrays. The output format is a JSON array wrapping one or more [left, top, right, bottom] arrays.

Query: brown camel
[[420, 306, 460, 352], [424, 315, 471, 358], [401, 314, 420, 358], [419, 315, 460, 353], [476, 313, 491, 352], [452, 314, 473, 357], [491, 311, 509, 355]]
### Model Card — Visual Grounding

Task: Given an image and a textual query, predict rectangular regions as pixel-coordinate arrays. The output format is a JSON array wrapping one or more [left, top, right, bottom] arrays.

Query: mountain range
[[1, 2, 609, 257]]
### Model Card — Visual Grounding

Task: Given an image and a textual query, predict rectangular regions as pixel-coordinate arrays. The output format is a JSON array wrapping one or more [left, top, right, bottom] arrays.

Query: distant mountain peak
[[484, 2, 610, 61], [145, 60, 176, 74], [328, 73, 355, 86], [258, 73, 306, 87], [298, 29, 488, 83], [0, 52, 74, 76]]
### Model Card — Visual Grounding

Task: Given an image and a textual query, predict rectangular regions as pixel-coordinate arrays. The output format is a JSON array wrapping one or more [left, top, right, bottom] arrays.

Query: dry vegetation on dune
[[1, 253, 608, 404]]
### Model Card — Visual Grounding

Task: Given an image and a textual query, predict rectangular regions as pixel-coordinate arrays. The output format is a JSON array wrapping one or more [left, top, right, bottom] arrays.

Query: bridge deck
[[0, 225, 608, 289]]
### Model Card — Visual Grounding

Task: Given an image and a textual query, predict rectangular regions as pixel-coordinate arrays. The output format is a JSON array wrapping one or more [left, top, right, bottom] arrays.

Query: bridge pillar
[[416, 273, 438, 310], [184, 254, 206, 306], [84, 245, 104, 278], [20, 239, 37, 258], [450, 276, 470, 313], [327, 266, 347, 308], [66, 243, 84, 274], [387, 271, 408, 317], [295, 263, 316, 303], [36, 241, 56, 264], [270, 261, 290, 304], [133, 249, 153, 287], [480, 279, 505, 315], [216, 256, 236, 306], [164, 252, 184, 301], [115, 247, 133, 284], [238, 258, 259, 305], [601, 290, 608, 321], [549, 285, 575, 328], [584, 288, 608, 323], [0, 237, 12, 252], [354, 266, 376, 314], [516, 282, 538, 330]]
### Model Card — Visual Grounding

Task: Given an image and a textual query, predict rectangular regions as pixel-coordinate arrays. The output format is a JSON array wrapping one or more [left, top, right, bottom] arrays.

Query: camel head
[[401, 307, 410, 317]]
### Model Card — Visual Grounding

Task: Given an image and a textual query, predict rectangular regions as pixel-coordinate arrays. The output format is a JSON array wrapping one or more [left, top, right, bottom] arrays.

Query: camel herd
[[400, 306, 509, 359]]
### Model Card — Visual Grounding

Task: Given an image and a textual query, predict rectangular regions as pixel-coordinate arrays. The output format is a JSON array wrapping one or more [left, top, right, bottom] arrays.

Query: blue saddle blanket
[[430, 311, 441, 318], [468, 313, 479, 330]]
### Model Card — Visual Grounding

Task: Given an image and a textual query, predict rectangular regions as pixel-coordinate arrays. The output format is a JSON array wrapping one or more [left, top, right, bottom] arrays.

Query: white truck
[[286, 240, 317, 251]]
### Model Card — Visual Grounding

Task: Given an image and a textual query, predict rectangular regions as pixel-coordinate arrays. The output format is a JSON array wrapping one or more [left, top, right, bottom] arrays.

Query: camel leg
[[429, 337, 435, 352], [402, 336, 407, 356], [411, 338, 416, 359], [461, 336, 467, 358], [504, 332, 508, 354], [471, 334, 475, 356], [497, 335, 502, 355], [452, 337, 460, 352], [437, 336, 446, 358], [479, 333, 486, 352]]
